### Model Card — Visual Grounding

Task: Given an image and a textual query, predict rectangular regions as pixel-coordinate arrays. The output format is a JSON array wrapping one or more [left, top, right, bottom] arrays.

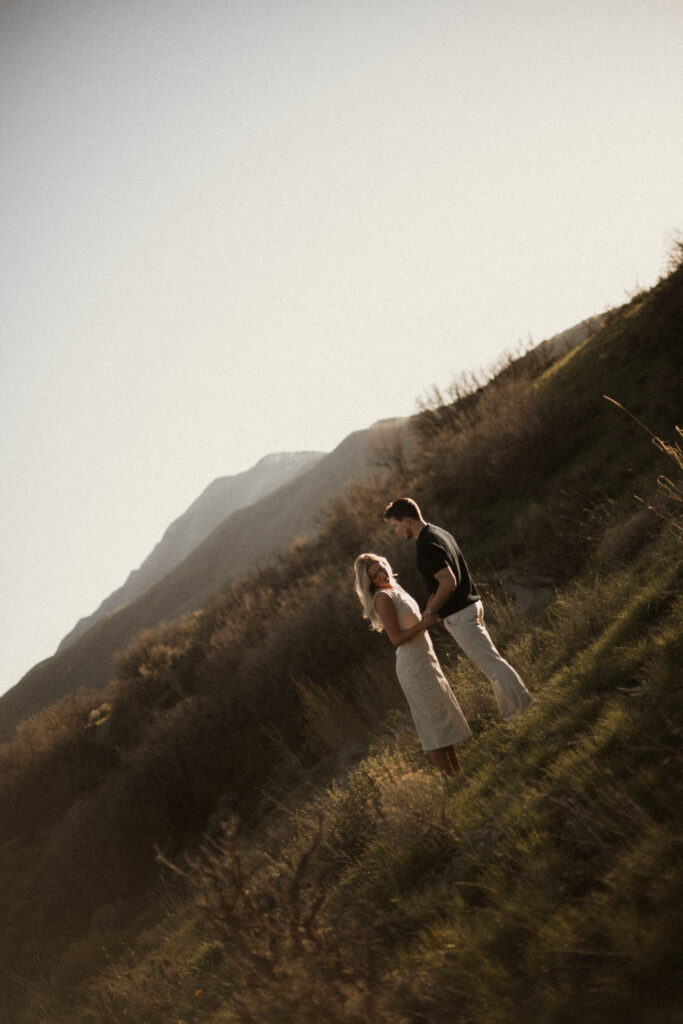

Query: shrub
[[0, 687, 115, 838], [160, 817, 395, 1024], [409, 368, 581, 513]]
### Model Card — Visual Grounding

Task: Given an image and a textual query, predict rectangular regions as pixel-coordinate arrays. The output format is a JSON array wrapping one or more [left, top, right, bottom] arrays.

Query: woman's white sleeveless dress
[[375, 586, 472, 751]]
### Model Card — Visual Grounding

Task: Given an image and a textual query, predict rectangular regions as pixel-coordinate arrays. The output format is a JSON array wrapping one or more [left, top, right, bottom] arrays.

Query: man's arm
[[425, 566, 457, 618]]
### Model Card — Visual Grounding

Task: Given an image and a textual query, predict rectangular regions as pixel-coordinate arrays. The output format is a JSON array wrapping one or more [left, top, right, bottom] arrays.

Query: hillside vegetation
[[1, 259, 681, 1023]]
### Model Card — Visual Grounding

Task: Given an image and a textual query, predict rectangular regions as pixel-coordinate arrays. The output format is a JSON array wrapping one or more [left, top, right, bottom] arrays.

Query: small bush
[[160, 817, 396, 1024]]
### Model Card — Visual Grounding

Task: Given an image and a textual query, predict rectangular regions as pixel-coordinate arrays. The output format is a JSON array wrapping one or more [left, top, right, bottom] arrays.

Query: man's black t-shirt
[[415, 523, 480, 618]]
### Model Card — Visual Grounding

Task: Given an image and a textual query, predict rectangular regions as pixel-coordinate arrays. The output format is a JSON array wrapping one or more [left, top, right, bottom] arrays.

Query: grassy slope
[[30, 530, 681, 1024], [2, 264, 681, 1023]]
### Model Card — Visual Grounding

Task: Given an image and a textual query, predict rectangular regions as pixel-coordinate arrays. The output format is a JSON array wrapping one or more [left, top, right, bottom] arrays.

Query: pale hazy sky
[[1, 0, 681, 700]]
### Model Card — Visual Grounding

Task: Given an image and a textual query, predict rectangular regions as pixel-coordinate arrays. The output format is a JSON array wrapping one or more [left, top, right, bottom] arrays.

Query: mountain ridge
[[57, 450, 325, 653], [0, 418, 406, 741]]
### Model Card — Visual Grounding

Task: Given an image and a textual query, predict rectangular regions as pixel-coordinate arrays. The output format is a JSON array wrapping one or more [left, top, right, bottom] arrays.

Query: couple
[[354, 498, 533, 776]]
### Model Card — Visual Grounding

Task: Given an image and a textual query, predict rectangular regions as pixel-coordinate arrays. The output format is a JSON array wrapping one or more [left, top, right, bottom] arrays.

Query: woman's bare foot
[[428, 745, 461, 776]]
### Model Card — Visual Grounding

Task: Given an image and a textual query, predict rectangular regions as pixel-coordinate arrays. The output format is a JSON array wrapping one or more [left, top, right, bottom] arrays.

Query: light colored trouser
[[443, 600, 533, 721]]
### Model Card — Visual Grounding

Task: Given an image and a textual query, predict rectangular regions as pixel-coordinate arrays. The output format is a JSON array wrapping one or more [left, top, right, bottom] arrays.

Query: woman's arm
[[374, 592, 430, 648]]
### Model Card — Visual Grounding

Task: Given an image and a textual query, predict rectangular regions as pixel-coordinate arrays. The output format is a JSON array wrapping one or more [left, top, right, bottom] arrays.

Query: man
[[383, 497, 533, 722]]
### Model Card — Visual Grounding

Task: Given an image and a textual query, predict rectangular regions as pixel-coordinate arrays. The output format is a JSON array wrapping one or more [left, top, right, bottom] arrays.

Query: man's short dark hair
[[383, 497, 421, 521]]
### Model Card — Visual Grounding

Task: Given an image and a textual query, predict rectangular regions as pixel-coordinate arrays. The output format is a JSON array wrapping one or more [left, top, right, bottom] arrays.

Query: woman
[[354, 553, 471, 776]]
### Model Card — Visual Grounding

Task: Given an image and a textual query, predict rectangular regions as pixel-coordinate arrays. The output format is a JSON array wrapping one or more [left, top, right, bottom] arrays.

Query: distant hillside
[[57, 451, 324, 653], [0, 419, 405, 741]]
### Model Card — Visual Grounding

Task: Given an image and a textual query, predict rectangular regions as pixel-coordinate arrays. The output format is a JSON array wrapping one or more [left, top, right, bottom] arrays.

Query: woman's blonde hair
[[353, 553, 396, 632]]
